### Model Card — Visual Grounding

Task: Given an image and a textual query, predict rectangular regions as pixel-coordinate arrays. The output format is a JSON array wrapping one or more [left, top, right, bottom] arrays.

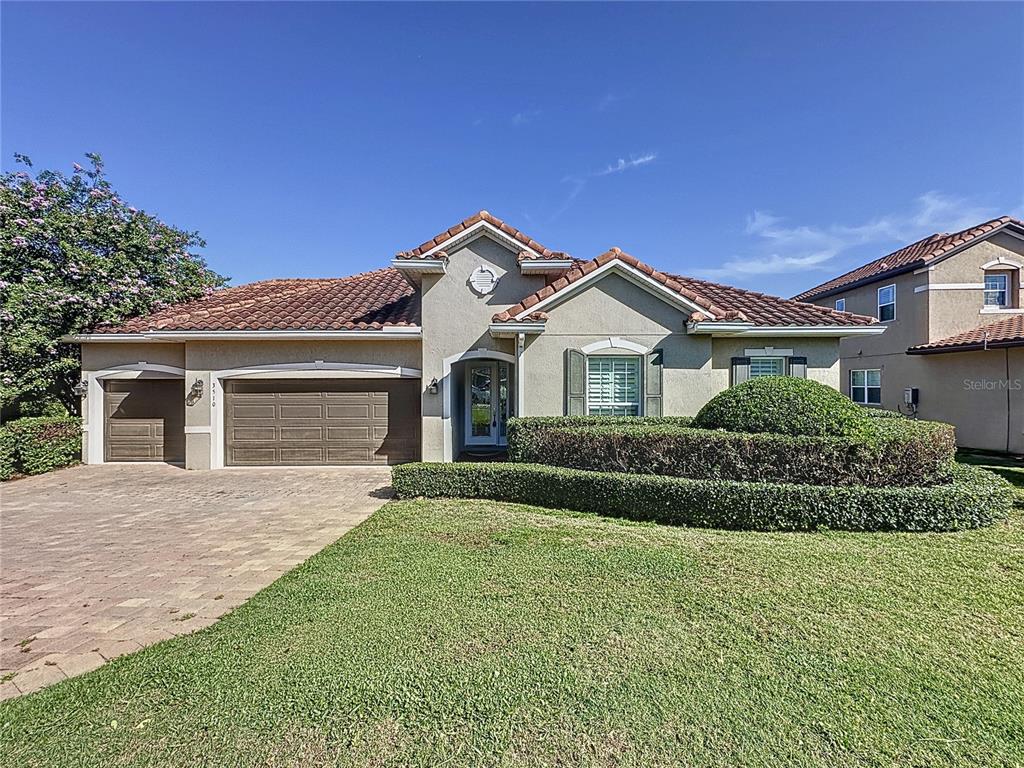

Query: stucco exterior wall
[[523, 274, 843, 417], [419, 235, 545, 460]]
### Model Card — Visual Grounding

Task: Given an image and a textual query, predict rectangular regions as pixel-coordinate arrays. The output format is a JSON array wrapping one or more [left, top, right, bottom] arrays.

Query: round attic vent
[[469, 266, 499, 295]]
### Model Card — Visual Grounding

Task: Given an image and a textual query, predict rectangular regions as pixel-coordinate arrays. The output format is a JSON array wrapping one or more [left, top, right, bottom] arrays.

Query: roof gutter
[[687, 323, 888, 337], [907, 339, 1024, 355], [64, 328, 423, 343], [489, 322, 546, 338]]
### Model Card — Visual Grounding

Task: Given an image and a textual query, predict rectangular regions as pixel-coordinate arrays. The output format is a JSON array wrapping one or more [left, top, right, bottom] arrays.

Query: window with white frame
[[835, 298, 846, 312], [586, 356, 640, 416], [984, 273, 1009, 307], [877, 284, 896, 322], [850, 369, 881, 405], [749, 357, 784, 378]]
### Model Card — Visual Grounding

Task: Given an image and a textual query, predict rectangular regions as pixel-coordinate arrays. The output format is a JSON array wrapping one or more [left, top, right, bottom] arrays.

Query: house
[[67, 211, 883, 468], [794, 216, 1024, 454]]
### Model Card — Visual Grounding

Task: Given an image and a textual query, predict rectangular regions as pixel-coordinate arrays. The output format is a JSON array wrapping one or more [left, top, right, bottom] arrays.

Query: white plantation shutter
[[586, 356, 640, 416]]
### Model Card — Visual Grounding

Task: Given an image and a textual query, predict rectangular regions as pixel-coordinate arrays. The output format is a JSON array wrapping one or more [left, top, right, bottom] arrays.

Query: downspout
[[1007, 347, 1011, 454]]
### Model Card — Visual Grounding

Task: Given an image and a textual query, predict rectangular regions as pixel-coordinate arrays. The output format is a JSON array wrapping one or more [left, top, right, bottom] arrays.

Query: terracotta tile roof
[[93, 268, 419, 333], [395, 210, 566, 260], [907, 314, 1024, 354], [793, 216, 1024, 302], [492, 248, 876, 327]]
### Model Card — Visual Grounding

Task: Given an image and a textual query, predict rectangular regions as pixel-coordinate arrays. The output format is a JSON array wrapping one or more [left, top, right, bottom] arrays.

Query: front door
[[464, 361, 510, 446]]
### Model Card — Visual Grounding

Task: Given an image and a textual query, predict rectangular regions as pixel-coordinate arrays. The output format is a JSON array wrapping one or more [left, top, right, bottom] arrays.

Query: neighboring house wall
[[811, 233, 1024, 452], [418, 235, 546, 461]]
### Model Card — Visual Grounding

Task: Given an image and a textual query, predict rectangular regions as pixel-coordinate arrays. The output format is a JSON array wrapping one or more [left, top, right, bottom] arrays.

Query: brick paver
[[0, 463, 391, 699]]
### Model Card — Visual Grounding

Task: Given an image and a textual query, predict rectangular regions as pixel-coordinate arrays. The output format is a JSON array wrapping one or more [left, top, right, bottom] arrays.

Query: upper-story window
[[984, 273, 1009, 307], [877, 284, 896, 322], [834, 298, 846, 312]]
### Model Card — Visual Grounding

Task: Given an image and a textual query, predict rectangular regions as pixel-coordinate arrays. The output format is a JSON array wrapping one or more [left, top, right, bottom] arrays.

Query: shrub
[[0, 416, 81, 480], [693, 377, 870, 437], [506, 415, 692, 462], [392, 461, 1012, 533], [863, 408, 906, 419], [508, 419, 956, 488]]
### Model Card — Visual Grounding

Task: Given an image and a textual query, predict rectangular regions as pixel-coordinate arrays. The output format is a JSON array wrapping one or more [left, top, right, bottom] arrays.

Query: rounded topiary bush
[[692, 376, 870, 438]]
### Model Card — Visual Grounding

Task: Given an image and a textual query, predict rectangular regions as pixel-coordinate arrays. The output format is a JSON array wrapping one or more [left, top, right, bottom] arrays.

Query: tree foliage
[[0, 153, 226, 415]]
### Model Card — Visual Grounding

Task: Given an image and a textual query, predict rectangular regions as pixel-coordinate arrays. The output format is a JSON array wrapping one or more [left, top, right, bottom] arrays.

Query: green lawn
[[3, 490, 1023, 767]]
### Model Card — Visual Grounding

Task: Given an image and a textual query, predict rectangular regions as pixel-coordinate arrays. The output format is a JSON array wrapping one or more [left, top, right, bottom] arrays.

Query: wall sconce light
[[427, 377, 438, 395], [73, 380, 88, 399], [189, 378, 204, 401]]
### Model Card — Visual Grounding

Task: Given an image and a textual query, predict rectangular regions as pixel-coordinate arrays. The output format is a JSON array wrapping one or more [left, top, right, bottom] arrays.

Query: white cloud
[[597, 92, 620, 112], [512, 109, 541, 126], [597, 153, 657, 176], [552, 152, 658, 219], [700, 192, 1005, 279]]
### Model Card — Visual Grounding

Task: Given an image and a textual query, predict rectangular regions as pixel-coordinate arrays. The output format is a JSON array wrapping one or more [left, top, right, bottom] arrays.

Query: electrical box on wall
[[903, 387, 919, 406]]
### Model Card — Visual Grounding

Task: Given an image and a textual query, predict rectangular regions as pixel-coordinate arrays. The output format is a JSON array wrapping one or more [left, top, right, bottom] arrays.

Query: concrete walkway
[[0, 463, 391, 699]]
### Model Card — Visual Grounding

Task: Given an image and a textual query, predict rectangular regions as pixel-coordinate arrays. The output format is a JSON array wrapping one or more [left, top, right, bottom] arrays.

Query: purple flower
[[89, 189, 104, 198], [12, 236, 28, 247], [13, 218, 29, 227]]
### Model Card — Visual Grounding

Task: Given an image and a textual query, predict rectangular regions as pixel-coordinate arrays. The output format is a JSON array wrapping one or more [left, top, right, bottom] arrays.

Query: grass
[[2, 495, 1023, 767]]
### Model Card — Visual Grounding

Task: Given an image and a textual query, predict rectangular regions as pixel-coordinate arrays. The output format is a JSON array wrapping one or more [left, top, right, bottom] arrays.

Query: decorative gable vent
[[469, 266, 499, 295]]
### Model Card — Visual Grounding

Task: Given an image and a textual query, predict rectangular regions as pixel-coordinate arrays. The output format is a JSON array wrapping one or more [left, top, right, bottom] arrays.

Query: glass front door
[[464, 361, 510, 446]]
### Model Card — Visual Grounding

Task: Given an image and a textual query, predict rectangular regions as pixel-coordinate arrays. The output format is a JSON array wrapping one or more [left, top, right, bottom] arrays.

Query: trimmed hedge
[[507, 418, 957, 488], [0, 416, 82, 480], [392, 461, 1012, 532], [507, 415, 693, 462], [693, 377, 870, 438]]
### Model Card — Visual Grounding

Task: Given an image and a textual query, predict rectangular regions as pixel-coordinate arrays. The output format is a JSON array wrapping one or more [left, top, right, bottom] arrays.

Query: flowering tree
[[1, 153, 226, 416]]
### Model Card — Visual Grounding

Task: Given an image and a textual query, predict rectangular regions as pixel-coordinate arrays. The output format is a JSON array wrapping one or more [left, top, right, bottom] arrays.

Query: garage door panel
[[280, 426, 325, 441], [230, 426, 278, 442], [232, 404, 278, 419], [225, 379, 419, 466]]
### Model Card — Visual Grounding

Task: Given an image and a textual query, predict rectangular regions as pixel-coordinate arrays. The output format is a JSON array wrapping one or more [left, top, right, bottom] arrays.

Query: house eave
[[519, 259, 575, 275], [488, 323, 546, 338], [65, 328, 423, 343], [907, 340, 1024, 355], [687, 323, 888, 337]]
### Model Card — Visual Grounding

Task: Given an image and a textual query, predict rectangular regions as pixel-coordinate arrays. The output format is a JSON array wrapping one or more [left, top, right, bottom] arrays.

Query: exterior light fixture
[[73, 380, 88, 398], [189, 378, 204, 400], [428, 377, 439, 395]]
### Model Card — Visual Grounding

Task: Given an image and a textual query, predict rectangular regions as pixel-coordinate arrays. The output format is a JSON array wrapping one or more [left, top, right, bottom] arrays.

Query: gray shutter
[[731, 356, 751, 386], [565, 348, 585, 415], [788, 356, 807, 378], [645, 349, 663, 416]]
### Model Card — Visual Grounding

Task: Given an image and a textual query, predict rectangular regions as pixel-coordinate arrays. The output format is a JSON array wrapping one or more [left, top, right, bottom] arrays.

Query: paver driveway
[[0, 463, 391, 699]]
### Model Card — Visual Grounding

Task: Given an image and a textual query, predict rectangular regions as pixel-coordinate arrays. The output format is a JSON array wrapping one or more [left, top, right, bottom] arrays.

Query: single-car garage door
[[224, 379, 420, 466], [104, 379, 186, 463]]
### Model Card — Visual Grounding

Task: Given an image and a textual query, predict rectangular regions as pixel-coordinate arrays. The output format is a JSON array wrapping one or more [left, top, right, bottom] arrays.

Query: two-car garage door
[[224, 379, 420, 466]]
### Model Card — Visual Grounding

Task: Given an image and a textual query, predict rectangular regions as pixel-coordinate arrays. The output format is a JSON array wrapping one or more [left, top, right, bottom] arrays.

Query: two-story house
[[794, 216, 1024, 454]]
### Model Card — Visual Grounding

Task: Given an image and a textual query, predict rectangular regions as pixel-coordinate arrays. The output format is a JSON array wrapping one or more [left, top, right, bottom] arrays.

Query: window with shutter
[[586, 356, 641, 416]]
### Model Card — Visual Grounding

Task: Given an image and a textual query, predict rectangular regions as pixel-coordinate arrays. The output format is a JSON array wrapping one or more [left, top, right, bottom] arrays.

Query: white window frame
[[586, 355, 642, 416], [850, 369, 881, 405], [749, 357, 785, 378], [877, 284, 896, 322], [834, 298, 846, 312], [984, 273, 1009, 307]]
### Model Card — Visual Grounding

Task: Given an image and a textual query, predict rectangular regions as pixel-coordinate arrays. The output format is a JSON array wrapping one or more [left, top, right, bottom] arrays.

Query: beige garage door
[[224, 379, 420, 466], [104, 379, 186, 463]]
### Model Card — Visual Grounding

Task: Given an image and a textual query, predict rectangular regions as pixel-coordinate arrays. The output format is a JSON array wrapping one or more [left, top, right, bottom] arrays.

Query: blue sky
[[3, 2, 1022, 298]]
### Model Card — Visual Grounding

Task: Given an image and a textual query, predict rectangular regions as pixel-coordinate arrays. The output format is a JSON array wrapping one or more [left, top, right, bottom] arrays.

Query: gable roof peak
[[395, 209, 562, 260]]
